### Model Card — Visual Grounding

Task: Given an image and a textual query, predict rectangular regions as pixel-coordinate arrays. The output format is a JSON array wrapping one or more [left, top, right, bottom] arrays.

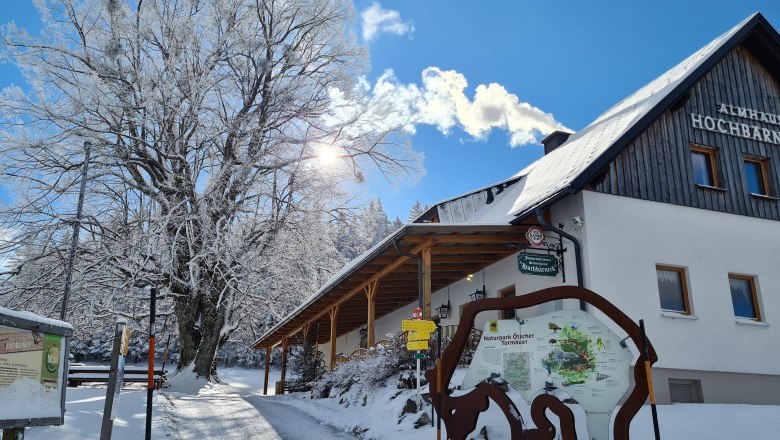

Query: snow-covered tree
[[389, 216, 404, 231], [0, 0, 419, 380], [407, 200, 430, 223]]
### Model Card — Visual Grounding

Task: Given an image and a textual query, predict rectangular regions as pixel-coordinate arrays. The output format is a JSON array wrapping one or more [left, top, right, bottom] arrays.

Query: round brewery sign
[[526, 226, 545, 246]]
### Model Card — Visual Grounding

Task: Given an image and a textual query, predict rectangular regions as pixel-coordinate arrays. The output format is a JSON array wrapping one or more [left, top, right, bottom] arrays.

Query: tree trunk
[[192, 300, 225, 381], [174, 270, 229, 382]]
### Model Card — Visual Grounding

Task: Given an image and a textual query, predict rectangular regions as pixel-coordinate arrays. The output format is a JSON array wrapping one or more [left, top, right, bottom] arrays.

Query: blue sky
[[353, 0, 780, 220], [2, 1, 780, 220]]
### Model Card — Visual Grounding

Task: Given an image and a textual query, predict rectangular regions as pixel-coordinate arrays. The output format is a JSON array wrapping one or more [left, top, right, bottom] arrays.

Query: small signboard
[[407, 340, 429, 351], [525, 226, 545, 246], [110, 325, 132, 420], [412, 308, 423, 320], [414, 353, 426, 360], [408, 331, 430, 342], [0, 308, 73, 430], [402, 319, 436, 333], [518, 252, 559, 276]]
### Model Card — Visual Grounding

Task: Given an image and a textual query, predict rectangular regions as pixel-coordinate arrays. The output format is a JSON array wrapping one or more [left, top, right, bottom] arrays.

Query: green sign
[[518, 252, 559, 276], [414, 353, 426, 360]]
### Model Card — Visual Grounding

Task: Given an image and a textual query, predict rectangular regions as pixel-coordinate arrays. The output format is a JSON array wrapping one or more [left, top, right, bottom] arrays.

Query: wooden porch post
[[301, 324, 311, 367], [280, 338, 289, 394], [422, 246, 432, 319], [365, 280, 380, 347], [329, 304, 340, 370], [263, 347, 271, 395]]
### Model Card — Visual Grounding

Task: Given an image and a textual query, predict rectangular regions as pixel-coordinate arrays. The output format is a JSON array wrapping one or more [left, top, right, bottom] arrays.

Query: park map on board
[[461, 310, 633, 440]]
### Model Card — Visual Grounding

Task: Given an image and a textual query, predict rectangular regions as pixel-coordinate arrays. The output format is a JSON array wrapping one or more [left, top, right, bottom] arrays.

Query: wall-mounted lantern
[[469, 286, 486, 301], [358, 326, 367, 340], [469, 270, 487, 301], [436, 300, 451, 319]]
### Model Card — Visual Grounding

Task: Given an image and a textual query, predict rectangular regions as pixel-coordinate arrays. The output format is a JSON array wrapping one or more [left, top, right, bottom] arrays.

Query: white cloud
[[361, 2, 413, 42], [326, 67, 569, 147]]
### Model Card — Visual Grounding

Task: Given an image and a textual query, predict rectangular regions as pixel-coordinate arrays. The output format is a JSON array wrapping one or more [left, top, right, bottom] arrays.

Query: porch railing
[[334, 326, 483, 369]]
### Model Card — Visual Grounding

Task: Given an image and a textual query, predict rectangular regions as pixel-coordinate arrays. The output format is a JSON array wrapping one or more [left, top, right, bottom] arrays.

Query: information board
[[461, 310, 634, 440], [0, 325, 66, 421]]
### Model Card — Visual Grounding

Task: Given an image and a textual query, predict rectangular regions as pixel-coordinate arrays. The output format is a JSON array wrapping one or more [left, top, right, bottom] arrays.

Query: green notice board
[[517, 252, 559, 276]]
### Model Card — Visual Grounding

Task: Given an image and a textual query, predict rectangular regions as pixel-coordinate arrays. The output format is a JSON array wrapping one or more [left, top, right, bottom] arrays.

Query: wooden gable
[[592, 44, 780, 221]]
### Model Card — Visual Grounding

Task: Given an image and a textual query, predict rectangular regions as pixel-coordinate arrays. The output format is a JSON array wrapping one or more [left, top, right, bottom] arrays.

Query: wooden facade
[[593, 45, 780, 221]]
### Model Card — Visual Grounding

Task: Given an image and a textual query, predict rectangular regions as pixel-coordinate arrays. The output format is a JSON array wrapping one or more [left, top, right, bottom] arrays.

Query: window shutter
[[669, 379, 702, 403]]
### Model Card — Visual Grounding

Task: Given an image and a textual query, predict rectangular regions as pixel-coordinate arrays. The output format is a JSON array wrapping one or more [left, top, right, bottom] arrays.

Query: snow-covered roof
[[431, 176, 523, 224], [0, 306, 74, 333], [252, 222, 526, 349], [506, 13, 771, 221]]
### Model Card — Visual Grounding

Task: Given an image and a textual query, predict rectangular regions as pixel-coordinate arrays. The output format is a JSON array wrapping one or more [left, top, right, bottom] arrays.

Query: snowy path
[[161, 369, 353, 440]]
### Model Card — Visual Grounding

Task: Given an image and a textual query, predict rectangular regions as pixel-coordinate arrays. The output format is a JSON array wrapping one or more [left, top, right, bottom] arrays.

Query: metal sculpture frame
[[425, 286, 658, 440]]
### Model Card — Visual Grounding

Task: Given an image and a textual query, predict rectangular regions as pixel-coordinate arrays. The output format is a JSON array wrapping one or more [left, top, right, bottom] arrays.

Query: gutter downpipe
[[535, 208, 586, 312], [394, 239, 423, 311]]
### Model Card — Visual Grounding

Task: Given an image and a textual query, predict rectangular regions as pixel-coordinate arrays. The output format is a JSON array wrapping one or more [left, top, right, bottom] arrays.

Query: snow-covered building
[[254, 13, 780, 405]]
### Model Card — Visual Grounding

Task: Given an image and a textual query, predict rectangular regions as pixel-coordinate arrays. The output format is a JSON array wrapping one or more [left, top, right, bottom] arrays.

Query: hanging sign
[[518, 252, 559, 276], [525, 226, 545, 246]]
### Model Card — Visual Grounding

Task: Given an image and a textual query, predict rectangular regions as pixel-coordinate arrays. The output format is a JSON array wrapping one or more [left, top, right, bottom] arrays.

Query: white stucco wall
[[580, 190, 780, 375]]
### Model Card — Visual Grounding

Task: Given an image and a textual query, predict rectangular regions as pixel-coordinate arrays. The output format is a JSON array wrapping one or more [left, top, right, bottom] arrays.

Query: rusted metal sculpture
[[425, 286, 657, 440]]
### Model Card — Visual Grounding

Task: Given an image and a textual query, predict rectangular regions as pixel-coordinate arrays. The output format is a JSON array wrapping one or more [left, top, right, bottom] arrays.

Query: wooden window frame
[[656, 264, 691, 315], [743, 156, 771, 197], [728, 273, 762, 321], [690, 144, 720, 188], [499, 285, 516, 319]]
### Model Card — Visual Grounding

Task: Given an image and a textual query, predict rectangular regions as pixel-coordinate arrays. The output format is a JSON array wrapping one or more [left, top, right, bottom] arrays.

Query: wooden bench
[[67, 365, 167, 388]]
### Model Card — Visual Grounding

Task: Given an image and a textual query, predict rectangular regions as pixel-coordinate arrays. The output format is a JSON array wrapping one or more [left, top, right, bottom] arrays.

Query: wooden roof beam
[[267, 238, 436, 348]]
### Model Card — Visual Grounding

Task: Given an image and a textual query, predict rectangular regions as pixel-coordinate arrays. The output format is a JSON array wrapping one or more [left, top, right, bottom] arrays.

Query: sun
[[316, 145, 340, 167]]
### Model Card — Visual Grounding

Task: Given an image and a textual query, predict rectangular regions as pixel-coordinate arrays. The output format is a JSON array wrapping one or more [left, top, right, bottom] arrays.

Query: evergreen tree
[[288, 335, 326, 391], [389, 216, 404, 231], [408, 200, 431, 222]]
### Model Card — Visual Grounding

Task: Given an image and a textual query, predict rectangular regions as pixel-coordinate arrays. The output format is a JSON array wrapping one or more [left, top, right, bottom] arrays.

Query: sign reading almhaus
[[690, 103, 780, 145]]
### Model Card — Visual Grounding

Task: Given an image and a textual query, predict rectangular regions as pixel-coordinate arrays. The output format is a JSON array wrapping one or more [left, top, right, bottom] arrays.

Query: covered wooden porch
[[252, 219, 546, 395]]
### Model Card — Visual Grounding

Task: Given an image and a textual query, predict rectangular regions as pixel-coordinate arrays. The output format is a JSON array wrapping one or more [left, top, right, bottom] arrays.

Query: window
[[500, 286, 516, 319], [656, 265, 690, 314], [691, 145, 719, 187], [743, 156, 771, 196], [728, 274, 761, 321]]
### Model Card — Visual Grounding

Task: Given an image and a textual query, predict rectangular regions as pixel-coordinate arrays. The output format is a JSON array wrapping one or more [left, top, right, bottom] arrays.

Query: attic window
[[691, 144, 719, 188], [743, 156, 770, 197]]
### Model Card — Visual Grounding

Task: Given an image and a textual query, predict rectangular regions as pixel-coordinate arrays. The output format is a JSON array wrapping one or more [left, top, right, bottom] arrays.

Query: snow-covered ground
[[25, 382, 166, 440], [21, 367, 780, 439]]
